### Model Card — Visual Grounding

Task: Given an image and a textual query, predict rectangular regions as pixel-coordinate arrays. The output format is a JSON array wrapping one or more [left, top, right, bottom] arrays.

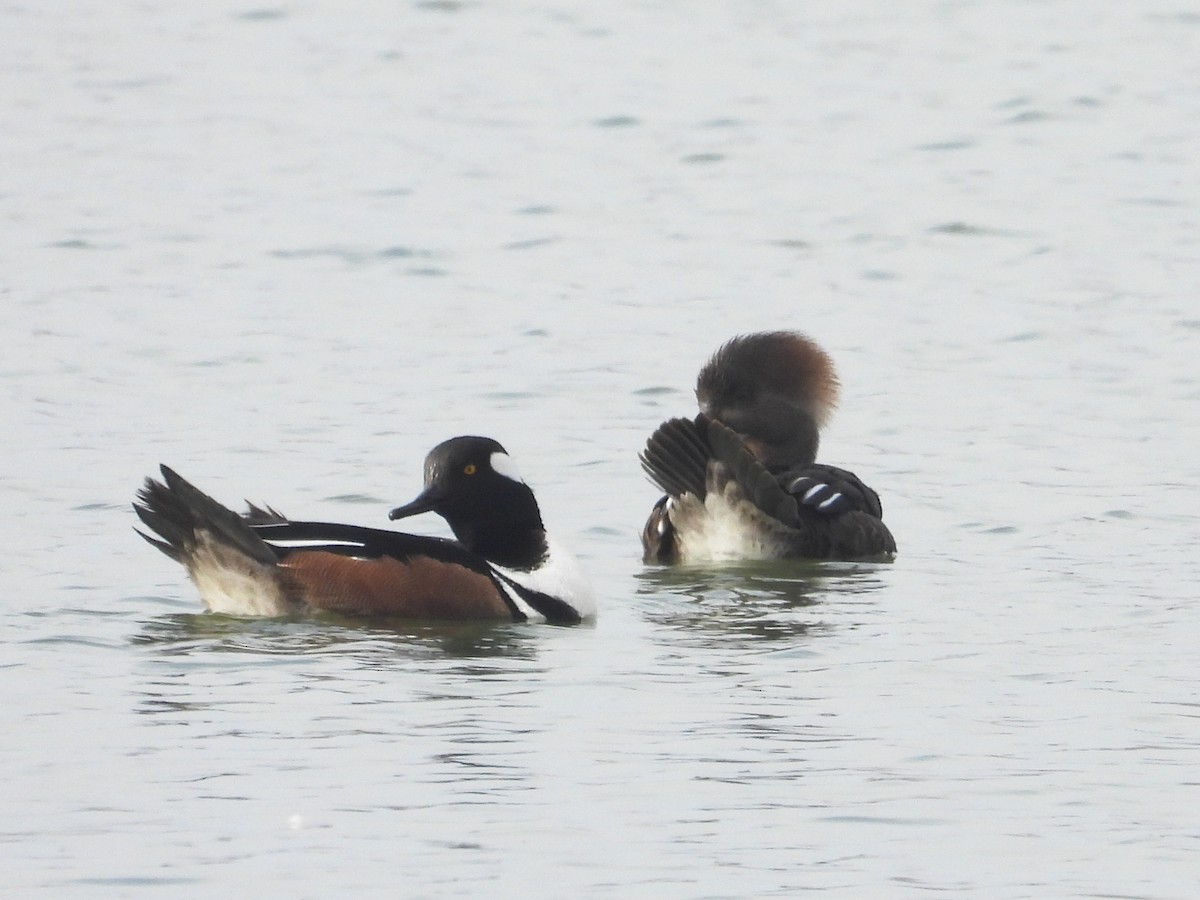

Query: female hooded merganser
[[640, 331, 896, 564], [134, 436, 595, 624]]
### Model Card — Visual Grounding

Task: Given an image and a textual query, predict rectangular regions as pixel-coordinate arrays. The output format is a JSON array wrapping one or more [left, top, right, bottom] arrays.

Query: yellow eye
[[463, 463, 477, 475]]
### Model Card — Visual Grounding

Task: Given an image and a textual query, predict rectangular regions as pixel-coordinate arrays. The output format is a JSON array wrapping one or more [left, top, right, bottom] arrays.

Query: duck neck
[[448, 513, 550, 571]]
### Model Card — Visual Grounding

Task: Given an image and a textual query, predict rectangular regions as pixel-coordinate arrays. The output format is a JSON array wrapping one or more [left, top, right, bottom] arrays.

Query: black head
[[389, 436, 548, 568]]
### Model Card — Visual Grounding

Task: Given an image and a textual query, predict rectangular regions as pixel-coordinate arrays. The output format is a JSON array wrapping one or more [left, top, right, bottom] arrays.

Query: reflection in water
[[129, 614, 551, 731], [636, 560, 890, 648], [131, 612, 542, 663]]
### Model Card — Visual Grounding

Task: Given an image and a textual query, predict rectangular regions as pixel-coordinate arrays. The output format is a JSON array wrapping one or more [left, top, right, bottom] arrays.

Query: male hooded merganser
[[134, 436, 595, 624], [640, 331, 896, 564]]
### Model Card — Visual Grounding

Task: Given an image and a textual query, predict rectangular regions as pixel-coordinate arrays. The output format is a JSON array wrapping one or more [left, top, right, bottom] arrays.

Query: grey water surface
[[3, 1, 1199, 897]]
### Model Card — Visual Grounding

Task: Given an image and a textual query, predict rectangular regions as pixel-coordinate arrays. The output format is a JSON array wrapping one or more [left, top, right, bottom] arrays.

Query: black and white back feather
[[640, 416, 895, 562]]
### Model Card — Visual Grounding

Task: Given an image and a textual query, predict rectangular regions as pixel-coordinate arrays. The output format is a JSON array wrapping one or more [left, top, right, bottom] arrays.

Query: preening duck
[[640, 332, 896, 564]]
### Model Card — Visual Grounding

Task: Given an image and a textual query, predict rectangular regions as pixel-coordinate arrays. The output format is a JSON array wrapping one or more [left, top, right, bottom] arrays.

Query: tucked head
[[696, 331, 839, 425], [694, 331, 840, 470]]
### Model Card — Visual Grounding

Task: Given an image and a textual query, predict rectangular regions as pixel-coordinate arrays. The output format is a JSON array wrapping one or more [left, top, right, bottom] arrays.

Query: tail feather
[[134, 465, 297, 615], [827, 511, 897, 558], [133, 527, 184, 563], [133, 476, 203, 562], [133, 465, 279, 567], [244, 501, 288, 525]]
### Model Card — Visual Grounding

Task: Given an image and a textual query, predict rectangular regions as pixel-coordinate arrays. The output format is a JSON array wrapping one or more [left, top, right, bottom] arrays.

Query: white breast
[[668, 482, 795, 563], [496, 539, 597, 621]]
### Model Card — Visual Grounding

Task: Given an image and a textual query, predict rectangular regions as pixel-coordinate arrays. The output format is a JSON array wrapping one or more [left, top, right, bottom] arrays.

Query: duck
[[133, 436, 596, 624], [640, 331, 896, 564]]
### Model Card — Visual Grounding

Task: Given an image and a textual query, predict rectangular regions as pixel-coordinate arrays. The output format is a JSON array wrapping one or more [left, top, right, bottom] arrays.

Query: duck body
[[641, 332, 896, 564], [134, 437, 595, 624]]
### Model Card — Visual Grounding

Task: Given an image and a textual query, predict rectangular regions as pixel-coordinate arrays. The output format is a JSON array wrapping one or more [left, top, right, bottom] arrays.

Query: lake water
[[3, 1, 1199, 896]]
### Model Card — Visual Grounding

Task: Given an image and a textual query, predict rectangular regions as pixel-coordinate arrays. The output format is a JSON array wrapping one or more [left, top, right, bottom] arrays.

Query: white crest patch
[[490, 451, 524, 484]]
